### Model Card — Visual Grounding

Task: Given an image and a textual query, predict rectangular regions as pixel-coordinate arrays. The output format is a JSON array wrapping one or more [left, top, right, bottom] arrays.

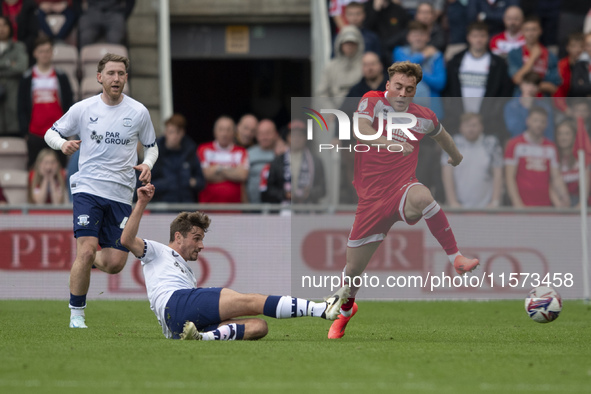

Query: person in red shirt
[[328, 61, 479, 339], [197, 116, 249, 203], [489, 5, 525, 58], [18, 36, 73, 168], [504, 106, 570, 208]]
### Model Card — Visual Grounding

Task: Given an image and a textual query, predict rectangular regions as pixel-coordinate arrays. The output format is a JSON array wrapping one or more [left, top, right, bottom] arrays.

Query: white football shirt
[[51, 94, 156, 204], [138, 239, 197, 338]]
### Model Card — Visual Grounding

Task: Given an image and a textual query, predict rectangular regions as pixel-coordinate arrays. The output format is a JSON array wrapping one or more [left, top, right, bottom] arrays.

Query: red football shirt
[[504, 133, 558, 206], [521, 45, 550, 80], [489, 31, 525, 56], [354, 90, 441, 200], [197, 141, 249, 203], [29, 66, 64, 137]]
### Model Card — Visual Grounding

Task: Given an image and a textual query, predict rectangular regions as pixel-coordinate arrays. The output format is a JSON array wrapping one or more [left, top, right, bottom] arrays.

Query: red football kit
[[349, 90, 442, 244]]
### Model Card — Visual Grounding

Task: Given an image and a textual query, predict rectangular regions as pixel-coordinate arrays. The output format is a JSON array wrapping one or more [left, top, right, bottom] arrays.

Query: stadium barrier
[[0, 205, 589, 301]]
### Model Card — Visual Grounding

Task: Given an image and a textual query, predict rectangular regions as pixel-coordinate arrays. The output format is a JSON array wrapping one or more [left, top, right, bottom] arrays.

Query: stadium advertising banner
[[0, 213, 588, 300]]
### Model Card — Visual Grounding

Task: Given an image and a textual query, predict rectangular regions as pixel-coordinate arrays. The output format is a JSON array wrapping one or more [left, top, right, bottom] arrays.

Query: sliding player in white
[[121, 183, 349, 340], [44, 53, 158, 328]]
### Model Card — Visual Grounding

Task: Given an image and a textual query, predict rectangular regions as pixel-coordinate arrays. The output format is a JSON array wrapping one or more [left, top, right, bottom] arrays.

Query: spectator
[[467, 0, 519, 37], [197, 116, 248, 203], [0, 0, 38, 58], [0, 15, 28, 137], [235, 113, 258, 149], [571, 33, 591, 97], [388, 2, 445, 52], [504, 72, 554, 141], [343, 2, 381, 55], [553, 32, 584, 112], [28, 147, 67, 204], [556, 118, 590, 206], [441, 113, 503, 208], [150, 114, 205, 203], [246, 119, 278, 203], [316, 25, 364, 109], [36, 1, 81, 42], [446, 0, 468, 45], [263, 120, 326, 205], [364, 0, 410, 58], [570, 98, 591, 134], [446, 21, 513, 115], [557, 0, 591, 58], [329, 0, 369, 32], [393, 21, 445, 118], [78, 0, 135, 48], [504, 106, 569, 207], [398, 0, 444, 18], [489, 5, 524, 58], [508, 16, 561, 97], [18, 36, 73, 169], [342, 51, 387, 111]]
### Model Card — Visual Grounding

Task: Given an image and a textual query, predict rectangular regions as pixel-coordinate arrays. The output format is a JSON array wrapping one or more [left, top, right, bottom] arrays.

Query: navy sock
[[235, 324, 245, 340], [69, 293, 86, 308], [263, 295, 281, 317]]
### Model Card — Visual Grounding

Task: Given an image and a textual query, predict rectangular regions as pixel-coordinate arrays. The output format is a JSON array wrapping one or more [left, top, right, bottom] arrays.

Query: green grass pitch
[[1, 300, 590, 393]]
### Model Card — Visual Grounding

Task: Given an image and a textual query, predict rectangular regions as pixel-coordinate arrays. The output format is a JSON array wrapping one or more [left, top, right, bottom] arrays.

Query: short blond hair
[[97, 53, 130, 73], [387, 61, 423, 84]]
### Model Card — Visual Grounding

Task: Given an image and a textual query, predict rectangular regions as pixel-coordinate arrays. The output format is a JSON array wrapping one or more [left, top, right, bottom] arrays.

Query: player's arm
[[549, 166, 570, 208], [44, 128, 80, 155], [121, 183, 155, 257], [431, 127, 462, 166], [504, 164, 524, 208]]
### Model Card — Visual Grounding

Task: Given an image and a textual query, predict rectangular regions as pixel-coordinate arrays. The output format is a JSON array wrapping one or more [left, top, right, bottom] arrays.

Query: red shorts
[[348, 180, 422, 247]]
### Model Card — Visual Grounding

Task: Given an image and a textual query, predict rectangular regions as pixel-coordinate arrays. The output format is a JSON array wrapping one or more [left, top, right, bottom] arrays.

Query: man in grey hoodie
[[316, 25, 364, 109]]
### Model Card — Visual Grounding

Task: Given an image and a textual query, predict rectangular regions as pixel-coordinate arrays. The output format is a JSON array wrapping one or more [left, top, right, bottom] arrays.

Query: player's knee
[[103, 258, 127, 274], [409, 187, 434, 211], [246, 319, 268, 340], [77, 247, 97, 266]]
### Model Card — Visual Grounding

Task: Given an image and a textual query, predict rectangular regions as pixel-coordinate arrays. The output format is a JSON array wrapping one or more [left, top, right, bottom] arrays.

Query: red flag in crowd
[[573, 116, 591, 166]]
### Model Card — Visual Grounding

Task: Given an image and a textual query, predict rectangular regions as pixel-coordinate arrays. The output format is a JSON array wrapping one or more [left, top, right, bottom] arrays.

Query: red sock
[[341, 297, 355, 311], [423, 201, 459, 255]]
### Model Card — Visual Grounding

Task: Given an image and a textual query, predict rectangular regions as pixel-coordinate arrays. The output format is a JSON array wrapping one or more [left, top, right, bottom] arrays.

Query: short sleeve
[[355, 93, 378, 123], [239, 148, 250, 169], [139, 239, 157, 263], [197, 144, 209, 168], [51, 103, 81, 138], [138, 108, 156, 147]]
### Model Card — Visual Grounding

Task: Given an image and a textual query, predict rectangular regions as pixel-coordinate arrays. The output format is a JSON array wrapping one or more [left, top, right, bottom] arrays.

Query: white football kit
[[50, 94, 156, 205], [138, 239, 197, 338]]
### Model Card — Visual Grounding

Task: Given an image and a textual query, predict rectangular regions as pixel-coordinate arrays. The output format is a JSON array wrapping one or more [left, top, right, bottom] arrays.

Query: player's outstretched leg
[[405, 185, 479, 275]]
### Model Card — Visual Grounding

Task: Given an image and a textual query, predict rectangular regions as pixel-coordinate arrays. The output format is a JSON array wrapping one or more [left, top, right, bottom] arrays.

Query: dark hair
[[467, 21, 489, 35], [169, 211, 211, 243], [0, 16, 13, 39], [345, 1, 364, 10], [165, 113, 187, 130], [568, 32, 584, 45], [33, 36, 53, 51], [521, 71, 542, 85], [97, 53, 130, 73], [407, 21, 429, 33], [528, 106, 548, 119], [523, 15, 541, 27]]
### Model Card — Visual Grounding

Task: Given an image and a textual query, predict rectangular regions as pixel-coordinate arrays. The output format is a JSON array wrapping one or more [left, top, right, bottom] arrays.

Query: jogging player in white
[[121, 183, 349, 340], [44, 53, 158, 328]]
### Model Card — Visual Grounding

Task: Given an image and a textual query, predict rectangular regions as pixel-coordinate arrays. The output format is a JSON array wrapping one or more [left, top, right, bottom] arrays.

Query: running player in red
[[328, 61, 479, 339]]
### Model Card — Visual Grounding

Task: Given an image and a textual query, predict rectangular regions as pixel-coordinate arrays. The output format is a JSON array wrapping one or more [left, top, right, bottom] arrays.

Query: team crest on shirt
[[77, 215, 90, 226], [123, 118, 132, 127], [358, 98, 368, 112]]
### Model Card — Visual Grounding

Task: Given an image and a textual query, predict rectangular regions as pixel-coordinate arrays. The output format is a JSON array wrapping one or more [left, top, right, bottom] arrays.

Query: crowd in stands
[[323, 0, 591, 209]]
